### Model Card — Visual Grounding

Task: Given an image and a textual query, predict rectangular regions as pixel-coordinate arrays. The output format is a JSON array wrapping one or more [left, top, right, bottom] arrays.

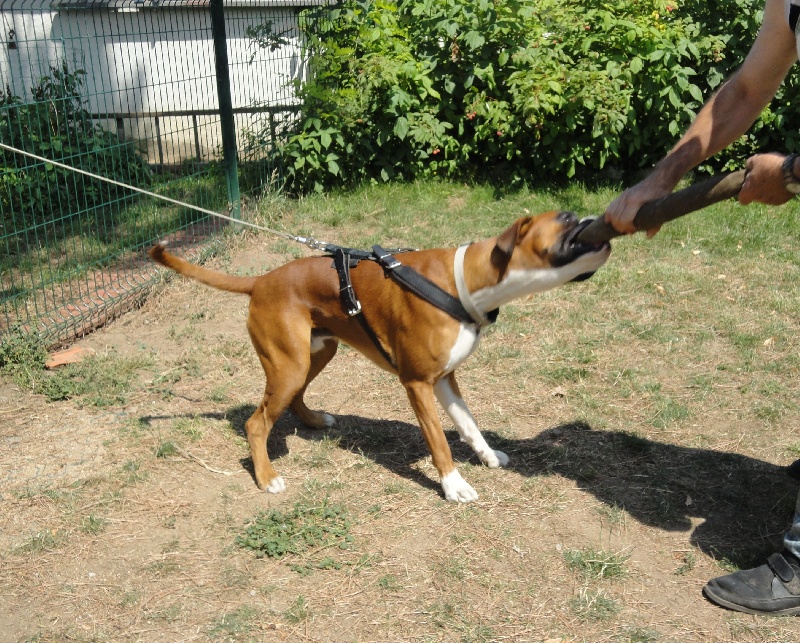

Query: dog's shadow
[[204, 405, 797, 569]]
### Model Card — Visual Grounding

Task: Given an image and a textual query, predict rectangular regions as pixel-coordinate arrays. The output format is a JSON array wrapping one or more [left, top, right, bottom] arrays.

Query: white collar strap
[[454, 244, 493, 327]]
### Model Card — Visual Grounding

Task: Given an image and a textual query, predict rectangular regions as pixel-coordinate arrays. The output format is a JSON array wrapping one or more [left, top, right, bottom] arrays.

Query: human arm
[[605, 0, 798, 234]]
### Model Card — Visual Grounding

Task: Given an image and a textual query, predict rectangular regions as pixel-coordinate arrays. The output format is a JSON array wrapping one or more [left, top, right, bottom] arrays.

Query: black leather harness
[[323, 243, 498, 368]]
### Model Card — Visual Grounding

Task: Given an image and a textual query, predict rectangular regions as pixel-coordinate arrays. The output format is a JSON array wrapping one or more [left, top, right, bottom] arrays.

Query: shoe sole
[[703, 585, 800, 616]]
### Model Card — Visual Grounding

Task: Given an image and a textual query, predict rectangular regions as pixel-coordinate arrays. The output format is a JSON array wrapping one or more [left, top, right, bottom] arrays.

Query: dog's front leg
[[404, 380, 478, 503], [434, 373, 509, 468]]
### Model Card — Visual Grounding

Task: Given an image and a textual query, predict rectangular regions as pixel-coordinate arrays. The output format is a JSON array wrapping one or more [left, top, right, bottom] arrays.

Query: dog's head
[[491, 210, 611, 283], [466, 211, 610, 313]]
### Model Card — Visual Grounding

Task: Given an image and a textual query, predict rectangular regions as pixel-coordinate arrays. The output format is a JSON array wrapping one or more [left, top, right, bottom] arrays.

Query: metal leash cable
[[0, 141, 331, 251]]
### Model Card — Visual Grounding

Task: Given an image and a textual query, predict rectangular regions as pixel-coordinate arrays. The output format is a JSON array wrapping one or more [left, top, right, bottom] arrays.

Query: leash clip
[[296, 236, 328, 251]]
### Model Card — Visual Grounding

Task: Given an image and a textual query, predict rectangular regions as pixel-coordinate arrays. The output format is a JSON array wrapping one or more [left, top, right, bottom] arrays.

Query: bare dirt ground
[[2, 228, 800, 642]]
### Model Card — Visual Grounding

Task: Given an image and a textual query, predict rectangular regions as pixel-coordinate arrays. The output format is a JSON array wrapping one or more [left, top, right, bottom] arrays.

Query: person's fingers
[[645, 225, 662, 239], [737, 189, 753, 205], [604, 195, 638, 234]]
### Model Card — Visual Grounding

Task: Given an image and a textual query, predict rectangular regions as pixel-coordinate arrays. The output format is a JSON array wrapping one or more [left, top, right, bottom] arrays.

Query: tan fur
[[147, 211, 609, 501]]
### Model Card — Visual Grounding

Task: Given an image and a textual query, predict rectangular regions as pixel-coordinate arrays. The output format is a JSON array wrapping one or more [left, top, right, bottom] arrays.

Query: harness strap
[[325, 241, 500, 370], [330, 246, 397, 369], [324, 244, 374, 262], [354, 310, 397, 369], [372, 245, 477, 325], [332, 248, 361, 316]]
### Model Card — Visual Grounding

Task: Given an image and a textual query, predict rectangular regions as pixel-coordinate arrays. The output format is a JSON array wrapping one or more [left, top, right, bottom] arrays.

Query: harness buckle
[[372, 245, 401, 269], [341, 286, 362, 316]]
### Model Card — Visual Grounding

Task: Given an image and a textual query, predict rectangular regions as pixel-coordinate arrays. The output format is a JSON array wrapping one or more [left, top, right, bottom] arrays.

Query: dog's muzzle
[[555, 216, 611, 282]]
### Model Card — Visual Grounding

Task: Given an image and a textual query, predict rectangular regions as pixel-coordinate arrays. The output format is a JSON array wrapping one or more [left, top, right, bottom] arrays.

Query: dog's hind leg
[[434, 373, 509, 468], [244, 401, 287, 493], [290, 335, 338, 429], [245, 318, 314, 493]]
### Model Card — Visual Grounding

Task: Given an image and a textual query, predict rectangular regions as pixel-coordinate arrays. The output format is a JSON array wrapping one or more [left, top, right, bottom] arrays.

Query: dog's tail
[[148, 242, 257, 295]]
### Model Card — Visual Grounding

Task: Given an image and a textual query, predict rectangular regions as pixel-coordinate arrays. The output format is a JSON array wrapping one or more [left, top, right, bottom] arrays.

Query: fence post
[[210, 0, 241, 221]]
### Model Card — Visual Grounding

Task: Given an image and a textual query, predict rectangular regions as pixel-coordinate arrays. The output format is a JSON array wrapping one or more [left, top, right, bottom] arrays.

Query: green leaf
[[668, 88, 681, 108], [630, 56, 643, 74], [547, 80, 562, 94], [464, 31, 486, 50], [394, 116, 409, 140], [320, 130, 332, 149]]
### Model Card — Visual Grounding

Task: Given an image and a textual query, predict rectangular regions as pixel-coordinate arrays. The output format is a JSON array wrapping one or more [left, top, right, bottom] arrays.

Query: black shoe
[[703, 551, 800, 615], [788, 459, 800, 481]]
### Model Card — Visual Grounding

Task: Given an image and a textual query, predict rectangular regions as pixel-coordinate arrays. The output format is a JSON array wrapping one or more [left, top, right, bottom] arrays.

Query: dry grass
[[2, 182, 800, 641]]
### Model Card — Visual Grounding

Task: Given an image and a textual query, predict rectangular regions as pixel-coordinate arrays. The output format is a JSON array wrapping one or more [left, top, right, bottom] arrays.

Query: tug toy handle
[[576, 169, 746, 245]]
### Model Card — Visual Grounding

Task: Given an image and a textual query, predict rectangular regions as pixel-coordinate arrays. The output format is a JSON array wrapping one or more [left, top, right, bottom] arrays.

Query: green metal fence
[[1, 0, 311, 346]]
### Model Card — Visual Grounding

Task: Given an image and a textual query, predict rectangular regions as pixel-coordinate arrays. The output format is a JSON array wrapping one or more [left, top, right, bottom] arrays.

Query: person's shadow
[[195, 405, 799, 570]]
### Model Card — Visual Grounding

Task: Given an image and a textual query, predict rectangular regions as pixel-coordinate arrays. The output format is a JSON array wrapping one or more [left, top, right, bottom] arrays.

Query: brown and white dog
[[148, 211, 610, 502]]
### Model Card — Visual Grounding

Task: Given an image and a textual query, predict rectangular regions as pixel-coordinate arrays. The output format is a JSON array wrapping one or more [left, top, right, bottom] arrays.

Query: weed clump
[[563, 547, 629, 580], [235, 498, 352, 559], [0, 327, 152, 407], [0, 326, 48, 388]]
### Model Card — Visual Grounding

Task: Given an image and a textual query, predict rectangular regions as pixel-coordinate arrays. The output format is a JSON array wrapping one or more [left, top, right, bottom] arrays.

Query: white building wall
[[0, 2, 308, 163]]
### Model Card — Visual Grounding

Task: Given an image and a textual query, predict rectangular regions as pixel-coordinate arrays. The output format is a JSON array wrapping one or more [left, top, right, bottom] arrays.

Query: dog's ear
[[491, 217, 533, 268]]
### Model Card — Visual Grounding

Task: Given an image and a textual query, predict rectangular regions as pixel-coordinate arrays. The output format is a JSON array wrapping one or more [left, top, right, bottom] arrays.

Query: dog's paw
[[441, 470, 478, 503], [311, 412, 336, 430], [265, 476, 286, 494], [482, 449, 509, 468], [483, 451, 508, 469], [294, 407, 336, 430]]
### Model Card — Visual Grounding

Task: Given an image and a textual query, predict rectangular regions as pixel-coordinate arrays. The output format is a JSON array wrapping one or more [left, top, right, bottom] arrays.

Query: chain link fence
[[1, 0, 315, 346]]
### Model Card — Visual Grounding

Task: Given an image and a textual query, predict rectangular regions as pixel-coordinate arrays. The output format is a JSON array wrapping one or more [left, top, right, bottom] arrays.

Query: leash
[[0, 141, 332, 252]]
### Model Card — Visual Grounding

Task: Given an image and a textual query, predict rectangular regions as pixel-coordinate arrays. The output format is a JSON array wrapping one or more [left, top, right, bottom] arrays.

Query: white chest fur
[[444, 324, 481, 374]]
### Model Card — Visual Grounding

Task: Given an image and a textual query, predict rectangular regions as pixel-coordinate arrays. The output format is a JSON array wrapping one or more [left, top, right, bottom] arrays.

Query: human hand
[[739, 152, 795, 205], [604, 176, 675, 238]]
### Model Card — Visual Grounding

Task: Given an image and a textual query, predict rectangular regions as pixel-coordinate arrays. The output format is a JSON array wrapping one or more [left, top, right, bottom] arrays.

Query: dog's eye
[[556, 211, 577, 224]]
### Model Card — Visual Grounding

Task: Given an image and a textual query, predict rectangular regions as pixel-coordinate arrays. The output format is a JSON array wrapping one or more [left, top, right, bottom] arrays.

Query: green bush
[[0, 61, 151, 227], [266, 0, 797, 193]]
